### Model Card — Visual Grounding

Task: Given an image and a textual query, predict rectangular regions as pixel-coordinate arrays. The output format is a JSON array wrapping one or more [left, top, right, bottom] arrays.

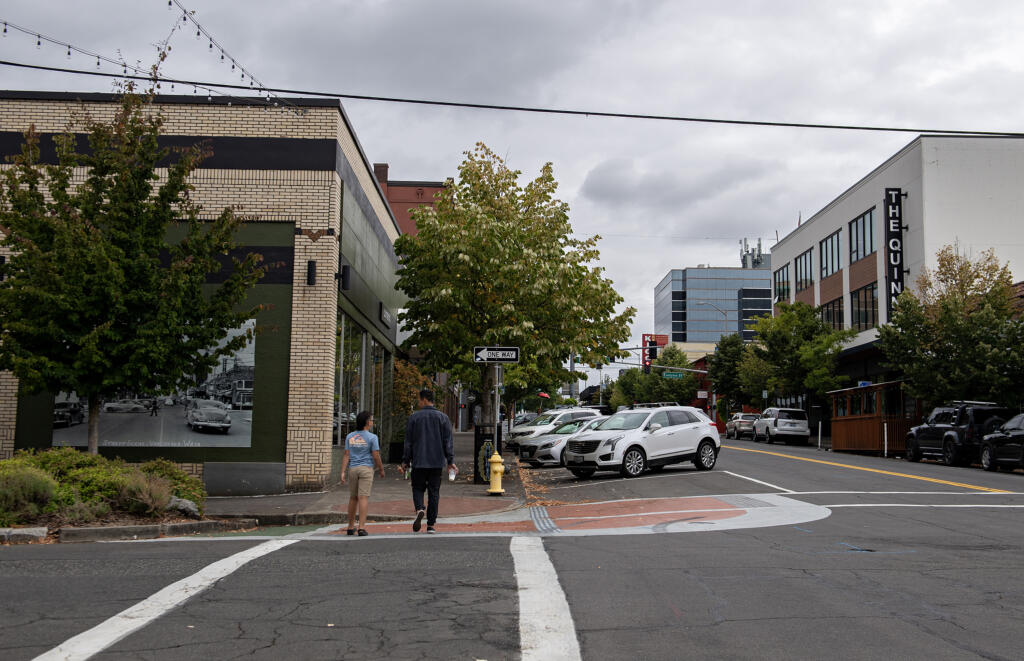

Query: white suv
[[752, 407, 810, 445], [507, 408, 601, 450], [561, 406, 720, 478]]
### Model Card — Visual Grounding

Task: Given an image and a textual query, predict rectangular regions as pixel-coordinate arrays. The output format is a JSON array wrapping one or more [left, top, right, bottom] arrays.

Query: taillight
[[774, 419, 778, 428]]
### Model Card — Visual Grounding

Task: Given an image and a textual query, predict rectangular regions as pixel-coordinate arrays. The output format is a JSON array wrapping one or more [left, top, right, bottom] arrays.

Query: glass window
[[650, 411, 670, 428], [777, 410, 807, 420], [851, 394, 862, 415], [820, 297, 843, 330], [850, 282, 878, 331], [849, 208, 876, 263], [820, 230, 841, 278], [863, 392, 876, 414], [336, 312, 364, 445], [773, 264, 790, 301], [668, 410, 694, 426], [794, 249, 814, 292]]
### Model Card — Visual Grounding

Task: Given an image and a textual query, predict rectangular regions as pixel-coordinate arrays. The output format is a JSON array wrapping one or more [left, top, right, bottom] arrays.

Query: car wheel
[[980, 444, 998, 471], [942, 440, 959, 466], [765, 430, 773, 445], [620, 447, 646, 478], [568, 468, 595, 479], [905, 438, 921, 462], [694, 440, 717, 471], [752, 429, 761, 443], [726, 428, 733, 439]]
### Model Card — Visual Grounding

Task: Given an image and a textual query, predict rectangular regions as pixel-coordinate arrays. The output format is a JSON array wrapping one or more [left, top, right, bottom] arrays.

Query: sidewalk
[[205, 432, 525, 526]]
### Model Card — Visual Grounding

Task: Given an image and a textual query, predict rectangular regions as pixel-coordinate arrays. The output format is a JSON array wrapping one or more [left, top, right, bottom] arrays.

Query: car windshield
[[778, 410, 807, 420], [975, 408, 1012, 425], [595, 412, 649, 430], [527, 414, 557, 426], [195, 399, 224, 408], [742, 414, 759, 420], [553, 421, 583, 434]]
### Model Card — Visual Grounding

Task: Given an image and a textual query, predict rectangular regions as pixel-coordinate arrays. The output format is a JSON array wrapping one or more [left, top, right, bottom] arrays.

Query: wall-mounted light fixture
[[306, 260, 316, 286]]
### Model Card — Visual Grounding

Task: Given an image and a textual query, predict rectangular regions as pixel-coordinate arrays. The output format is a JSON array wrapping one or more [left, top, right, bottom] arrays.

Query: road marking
[[35, 539, 297, 661], [828, 503, 1024, 508], [722, 470, 795, 493], [723, 445, 1010, 493], [544, 469, 715, 490], [511, 536, 582, 661], [783, 490, 1024, 495]]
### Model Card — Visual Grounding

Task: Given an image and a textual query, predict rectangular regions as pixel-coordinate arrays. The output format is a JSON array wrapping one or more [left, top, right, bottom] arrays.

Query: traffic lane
[[719, 441, 1023, 494], [547, 505, 1024, 661], [99, 538, 519, 661], [0, 539, 263, 661], [521, 461, 778, 505]]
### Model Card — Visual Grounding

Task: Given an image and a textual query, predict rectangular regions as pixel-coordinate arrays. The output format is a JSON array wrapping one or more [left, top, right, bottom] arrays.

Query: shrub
[[65, 464, 133, 504], [0, 462, 57, 526], [119, 472, 173, 516], [17, 447, 104, 480], [62, 499, 111, 525], [140, 458, 205, 514]]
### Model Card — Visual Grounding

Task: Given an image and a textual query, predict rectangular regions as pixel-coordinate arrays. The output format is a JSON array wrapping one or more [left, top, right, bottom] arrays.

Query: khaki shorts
[[347, 465, 374, 498]]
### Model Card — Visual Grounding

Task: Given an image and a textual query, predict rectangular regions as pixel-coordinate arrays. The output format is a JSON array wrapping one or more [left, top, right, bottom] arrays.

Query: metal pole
[[494, 364, 501, 444], [883, 421, 888, 458], [817, 421, 822, 451]]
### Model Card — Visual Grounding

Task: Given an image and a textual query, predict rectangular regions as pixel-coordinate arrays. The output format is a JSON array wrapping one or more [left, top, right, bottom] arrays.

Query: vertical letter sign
[[884, 188, 905, 319]]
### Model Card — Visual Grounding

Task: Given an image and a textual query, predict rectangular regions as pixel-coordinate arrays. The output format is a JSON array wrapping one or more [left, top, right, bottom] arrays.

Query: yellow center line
[[723, 444, 1010, 493]]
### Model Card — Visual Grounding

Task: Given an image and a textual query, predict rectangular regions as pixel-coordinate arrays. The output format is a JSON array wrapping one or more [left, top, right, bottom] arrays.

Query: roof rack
[[948, 400, 999, 406], [632, 402, 679, 408]]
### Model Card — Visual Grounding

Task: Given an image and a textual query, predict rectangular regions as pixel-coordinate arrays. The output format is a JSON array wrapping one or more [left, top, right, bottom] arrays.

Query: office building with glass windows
[[770, 135, 1024, 385], [654, 260, 771, 361]]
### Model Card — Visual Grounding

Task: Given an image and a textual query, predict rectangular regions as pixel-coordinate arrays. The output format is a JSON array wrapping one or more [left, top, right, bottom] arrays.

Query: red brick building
[[373, 163, 445, 237]]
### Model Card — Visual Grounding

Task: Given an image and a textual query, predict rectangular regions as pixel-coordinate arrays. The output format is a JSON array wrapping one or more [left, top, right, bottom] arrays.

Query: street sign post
[[663, 372, 683, 379], [474, 346, 520, 363]]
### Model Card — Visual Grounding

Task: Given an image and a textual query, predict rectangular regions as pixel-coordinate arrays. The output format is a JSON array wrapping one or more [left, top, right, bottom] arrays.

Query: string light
[[36, 34, 40, 48], [3, 23, 7, 36]]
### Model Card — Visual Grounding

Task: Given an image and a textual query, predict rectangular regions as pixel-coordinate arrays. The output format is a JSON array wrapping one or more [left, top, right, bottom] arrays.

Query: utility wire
[[1, 59, 1023, 137]]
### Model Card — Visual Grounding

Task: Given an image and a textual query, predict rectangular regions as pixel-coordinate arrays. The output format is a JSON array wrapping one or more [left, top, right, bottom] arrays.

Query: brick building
[[0, 91, 403, 494]]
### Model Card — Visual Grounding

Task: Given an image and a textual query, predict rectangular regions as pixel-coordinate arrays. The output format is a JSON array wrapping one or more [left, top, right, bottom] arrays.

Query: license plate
[[572, 456, 583, 464]]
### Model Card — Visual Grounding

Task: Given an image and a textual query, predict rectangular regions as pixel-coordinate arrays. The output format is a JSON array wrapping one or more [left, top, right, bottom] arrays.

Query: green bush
[[140, 458, 206, 514], [0, 462, 57, 526], [17, 447, 104, 480], [62, 499, 111, 525], [65, 464, 133, 504]]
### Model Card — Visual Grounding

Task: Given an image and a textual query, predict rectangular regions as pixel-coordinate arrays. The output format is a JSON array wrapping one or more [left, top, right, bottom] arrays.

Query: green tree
[[394, 143, 634, 421], [707, 333, 745, 415], [879, 245, 1023, 406], [0, 90, 266, 453], [749, 303, 856, 406], [606, 346, 697, 409], [738, 344, 773, 409]]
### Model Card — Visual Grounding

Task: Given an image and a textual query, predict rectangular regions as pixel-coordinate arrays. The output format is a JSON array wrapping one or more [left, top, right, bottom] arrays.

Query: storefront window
[[336, 312, 363, 445]]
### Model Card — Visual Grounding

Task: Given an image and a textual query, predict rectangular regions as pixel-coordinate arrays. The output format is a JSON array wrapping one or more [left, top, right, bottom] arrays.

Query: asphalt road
[[3, 440, 1023, 660]]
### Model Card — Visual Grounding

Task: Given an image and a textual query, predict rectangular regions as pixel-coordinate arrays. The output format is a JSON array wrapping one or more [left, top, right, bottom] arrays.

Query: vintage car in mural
[[53, 401, 86, 427], [185, 398, 232, 433], [103, 399, 150, 413]]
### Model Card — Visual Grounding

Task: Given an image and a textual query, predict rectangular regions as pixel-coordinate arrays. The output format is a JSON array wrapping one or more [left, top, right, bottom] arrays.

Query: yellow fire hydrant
[[487, 451, 505, 496]]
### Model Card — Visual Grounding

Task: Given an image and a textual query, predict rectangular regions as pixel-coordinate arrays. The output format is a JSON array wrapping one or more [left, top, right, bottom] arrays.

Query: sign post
[[472, 347, 520, 484]]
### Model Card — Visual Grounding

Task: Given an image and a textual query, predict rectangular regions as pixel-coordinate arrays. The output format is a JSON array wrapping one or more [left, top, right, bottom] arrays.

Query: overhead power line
[[1, 58, 1022, 137]]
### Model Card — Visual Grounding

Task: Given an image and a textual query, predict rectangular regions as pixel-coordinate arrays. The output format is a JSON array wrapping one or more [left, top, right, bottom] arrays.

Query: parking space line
[[723, 445, 1010, 493], [545, 470, 718, 490], [511, 536, 582, 661], [35, 539, 298, 661], [828, 503, 1024, 508], [722, 470, 795, 493]]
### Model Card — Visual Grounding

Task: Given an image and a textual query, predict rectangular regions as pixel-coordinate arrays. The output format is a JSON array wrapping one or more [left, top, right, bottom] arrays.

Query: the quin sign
[[884, 187, 906, 318]]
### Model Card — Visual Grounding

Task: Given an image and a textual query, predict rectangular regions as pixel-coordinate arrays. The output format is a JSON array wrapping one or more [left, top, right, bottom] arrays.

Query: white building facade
[[771, 135, 1024, 383]]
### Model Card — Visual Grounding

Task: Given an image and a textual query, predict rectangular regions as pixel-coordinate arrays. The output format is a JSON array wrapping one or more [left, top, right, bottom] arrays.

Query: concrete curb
[[57, 518, 259, 543], [0, 527, 48, 544], [212, 499, 528, 527]]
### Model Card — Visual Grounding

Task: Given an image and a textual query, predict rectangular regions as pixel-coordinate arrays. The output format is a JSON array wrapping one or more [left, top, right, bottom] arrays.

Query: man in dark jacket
[[400, 389, 456, 533]]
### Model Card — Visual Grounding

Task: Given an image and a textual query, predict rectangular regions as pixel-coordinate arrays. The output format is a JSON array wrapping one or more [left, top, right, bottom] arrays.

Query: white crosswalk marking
[[510, 536, 582, 661]]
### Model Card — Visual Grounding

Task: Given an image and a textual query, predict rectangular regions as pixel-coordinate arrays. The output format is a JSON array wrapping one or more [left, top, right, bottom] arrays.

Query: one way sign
[[474, 346, 520, 363]]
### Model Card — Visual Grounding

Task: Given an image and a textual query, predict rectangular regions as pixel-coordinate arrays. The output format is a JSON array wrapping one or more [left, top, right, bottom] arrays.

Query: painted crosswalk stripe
[[35, 539, 298, 661], [511, 536, 582, 661]]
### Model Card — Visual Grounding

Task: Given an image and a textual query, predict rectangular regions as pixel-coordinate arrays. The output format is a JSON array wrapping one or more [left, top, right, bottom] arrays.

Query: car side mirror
[[648, 423, 662, 432]]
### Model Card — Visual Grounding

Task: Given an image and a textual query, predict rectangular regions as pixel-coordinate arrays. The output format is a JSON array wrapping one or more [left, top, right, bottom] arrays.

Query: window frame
[[794, 249, 814, 292], [819, 230, 842, 279], [849, 208, 876, 264]]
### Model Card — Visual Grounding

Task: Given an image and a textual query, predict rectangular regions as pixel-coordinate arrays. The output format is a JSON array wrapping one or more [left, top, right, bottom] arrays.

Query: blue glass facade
[[654, 267, 772, 344]]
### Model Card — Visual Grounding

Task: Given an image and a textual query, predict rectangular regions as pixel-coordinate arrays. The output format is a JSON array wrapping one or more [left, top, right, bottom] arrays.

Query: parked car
[[518, 416, 608, 467], [906, 402, 1013, 465], [507, 408, 601, 450], [103, 399, 149, 413], [752, 408, 810, 444], [53, 401, 85, 427], [561, 406, 720, 478], [725, 413, 760, 439], [979, 413, 1024, 471], [512, 412, 539, 427], [185, 398, 232, 433]]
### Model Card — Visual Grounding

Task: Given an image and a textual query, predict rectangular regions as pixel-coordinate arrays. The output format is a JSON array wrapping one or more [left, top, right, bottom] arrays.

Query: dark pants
[[411, 468, 443, 526]]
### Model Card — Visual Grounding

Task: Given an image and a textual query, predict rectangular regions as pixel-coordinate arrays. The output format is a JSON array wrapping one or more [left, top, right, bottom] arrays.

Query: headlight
[[539, 442, 554, 450], [602, 434, 624, 449], [224, 414, 231, 423]]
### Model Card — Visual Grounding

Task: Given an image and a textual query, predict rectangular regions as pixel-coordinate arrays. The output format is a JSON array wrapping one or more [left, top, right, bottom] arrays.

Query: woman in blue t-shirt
[[341, 410, 386, 536]]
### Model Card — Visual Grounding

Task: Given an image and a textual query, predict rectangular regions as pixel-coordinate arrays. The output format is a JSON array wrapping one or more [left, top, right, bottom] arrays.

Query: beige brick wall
[[0, 371, 17, 460]]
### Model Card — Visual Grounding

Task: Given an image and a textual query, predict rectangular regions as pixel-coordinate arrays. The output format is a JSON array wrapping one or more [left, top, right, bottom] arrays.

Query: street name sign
[[474, 346, 520, 363], [663, 372, 683, 379]]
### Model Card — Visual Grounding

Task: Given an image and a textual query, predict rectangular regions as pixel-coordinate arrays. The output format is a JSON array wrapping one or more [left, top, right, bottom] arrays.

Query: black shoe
[[413, 510, 425, 532], [426, 526, 436, 534], [346, 528, 355, 536], [357, 529, 368, 537]]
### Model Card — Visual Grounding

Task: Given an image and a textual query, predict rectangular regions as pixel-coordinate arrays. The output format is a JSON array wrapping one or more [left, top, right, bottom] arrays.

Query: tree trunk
[[87, 393, 101, 455]]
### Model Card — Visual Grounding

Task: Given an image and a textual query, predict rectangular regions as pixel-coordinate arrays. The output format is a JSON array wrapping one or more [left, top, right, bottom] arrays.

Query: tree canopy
[[707, 333, 745, 415], [0, 90, 266, 453], [608, 345, 697, 409], [878, 245, 1024, 406], [394, 143, 634, 420]]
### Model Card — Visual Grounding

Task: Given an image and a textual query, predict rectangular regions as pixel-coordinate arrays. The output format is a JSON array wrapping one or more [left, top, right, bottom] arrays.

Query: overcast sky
[[4, 1, 1024, 388]]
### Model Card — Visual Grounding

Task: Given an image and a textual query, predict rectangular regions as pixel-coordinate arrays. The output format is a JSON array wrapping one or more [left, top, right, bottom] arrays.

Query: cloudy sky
[[3, 0, 1023, 387]]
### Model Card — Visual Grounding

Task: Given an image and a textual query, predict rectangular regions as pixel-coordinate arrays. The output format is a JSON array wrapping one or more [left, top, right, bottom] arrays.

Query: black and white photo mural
[[51, 319, 257, 448]]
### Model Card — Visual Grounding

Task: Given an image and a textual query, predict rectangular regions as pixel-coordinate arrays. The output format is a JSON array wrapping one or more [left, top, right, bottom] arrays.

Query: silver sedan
[[517, 416, 608, 466]]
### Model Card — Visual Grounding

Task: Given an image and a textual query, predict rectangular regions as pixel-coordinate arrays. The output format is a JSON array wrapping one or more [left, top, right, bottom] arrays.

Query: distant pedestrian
[[149, 398, 159, 417], [341, 410, 386, 536], [401, 389, 456, 533]]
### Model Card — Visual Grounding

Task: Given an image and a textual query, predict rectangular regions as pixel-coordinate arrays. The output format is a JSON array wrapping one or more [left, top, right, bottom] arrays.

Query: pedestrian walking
[[401, 389, 456, 533], [149, 398, 159, 417], [341, 410, 386, 536]]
